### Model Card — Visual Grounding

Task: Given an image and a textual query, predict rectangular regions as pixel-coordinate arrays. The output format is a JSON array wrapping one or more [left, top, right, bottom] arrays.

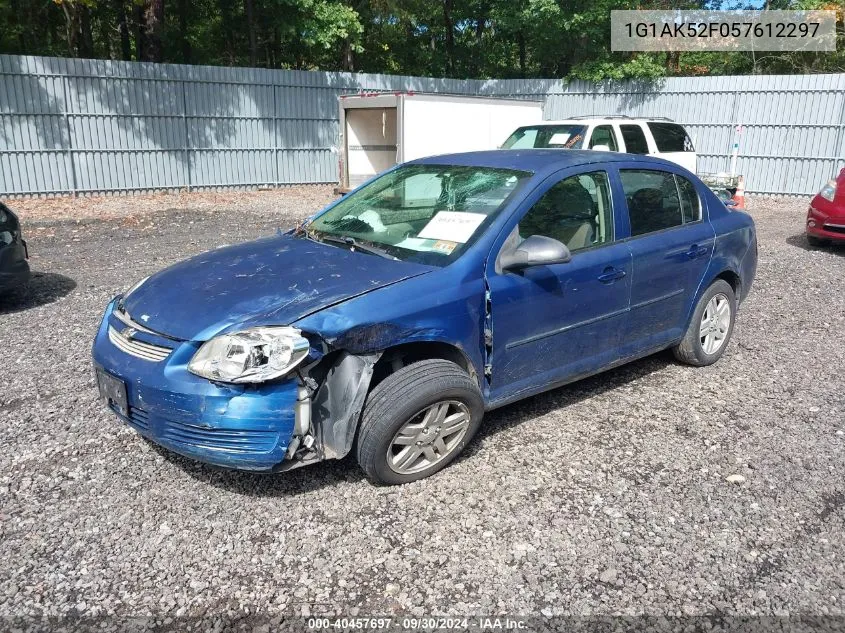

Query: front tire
[[356, 359, 484, 485], [807, 234, 827, 247], [672, 279, 736, 367]]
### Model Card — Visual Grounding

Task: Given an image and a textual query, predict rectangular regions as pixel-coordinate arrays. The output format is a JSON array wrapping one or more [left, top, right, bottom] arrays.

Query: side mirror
[[591, 144, 611, 152], [500, 235, 572, 271]]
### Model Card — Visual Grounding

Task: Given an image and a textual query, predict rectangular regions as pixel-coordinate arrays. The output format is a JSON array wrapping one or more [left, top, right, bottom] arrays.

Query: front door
[[486, 169, 632, 404]]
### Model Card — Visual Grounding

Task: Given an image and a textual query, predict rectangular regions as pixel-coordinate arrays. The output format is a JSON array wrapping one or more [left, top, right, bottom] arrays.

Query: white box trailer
[[338, 92, 544, 191]]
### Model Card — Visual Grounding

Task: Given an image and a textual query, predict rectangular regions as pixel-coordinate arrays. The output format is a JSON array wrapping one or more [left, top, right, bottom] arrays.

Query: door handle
[[685, 244, 709, 259], [598, 267, 626, 283]]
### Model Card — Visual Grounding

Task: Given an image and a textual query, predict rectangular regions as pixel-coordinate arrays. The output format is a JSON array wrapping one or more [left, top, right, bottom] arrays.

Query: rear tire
[[672, 279, 736, 367], [356, 359, 484, 485]]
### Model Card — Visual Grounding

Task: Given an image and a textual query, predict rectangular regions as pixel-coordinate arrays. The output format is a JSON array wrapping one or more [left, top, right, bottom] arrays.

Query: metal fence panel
[[1, 54, 844, 196]]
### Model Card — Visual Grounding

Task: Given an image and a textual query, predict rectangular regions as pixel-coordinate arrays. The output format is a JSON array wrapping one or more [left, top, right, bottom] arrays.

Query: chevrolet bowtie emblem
[[122, 327, 137, 340]]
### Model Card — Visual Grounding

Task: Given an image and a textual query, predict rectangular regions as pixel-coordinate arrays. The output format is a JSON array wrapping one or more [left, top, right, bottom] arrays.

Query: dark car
[[807, 168, 845, 246], [0, 202, 30, 292], [92, 150, 757, 485]]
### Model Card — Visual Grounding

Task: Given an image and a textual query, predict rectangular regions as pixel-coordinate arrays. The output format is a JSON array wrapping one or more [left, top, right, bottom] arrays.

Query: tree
[[0, 0, 842, 80], [52, 0, 96, 56], [141, 0, 165, 61], [115, 0, 131, 59]]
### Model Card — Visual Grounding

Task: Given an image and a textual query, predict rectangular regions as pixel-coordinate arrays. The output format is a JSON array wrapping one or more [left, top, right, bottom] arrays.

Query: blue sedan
[[92, 150, 757, 484]]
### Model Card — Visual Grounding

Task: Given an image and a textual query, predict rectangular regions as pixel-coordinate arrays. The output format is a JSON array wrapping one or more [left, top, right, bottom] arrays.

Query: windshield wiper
[[318, 234, 398, 260]]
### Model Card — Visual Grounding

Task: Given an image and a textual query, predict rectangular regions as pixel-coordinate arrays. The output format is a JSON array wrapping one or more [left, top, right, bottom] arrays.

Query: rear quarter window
[[676, 175, 701, 223], [648, 122, 695, 152]]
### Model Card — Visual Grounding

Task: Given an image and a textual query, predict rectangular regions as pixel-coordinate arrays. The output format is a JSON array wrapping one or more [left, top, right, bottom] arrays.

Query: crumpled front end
[[92, 298, 299, 471]]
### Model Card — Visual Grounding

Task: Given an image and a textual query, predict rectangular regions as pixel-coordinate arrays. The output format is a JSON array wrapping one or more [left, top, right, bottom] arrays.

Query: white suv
[[501, 116, 697, 173]]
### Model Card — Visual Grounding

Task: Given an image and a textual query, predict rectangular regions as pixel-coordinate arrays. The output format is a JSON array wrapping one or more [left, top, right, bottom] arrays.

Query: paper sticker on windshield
[[548, 132, 571, 145], [418, 212, 486, 243]]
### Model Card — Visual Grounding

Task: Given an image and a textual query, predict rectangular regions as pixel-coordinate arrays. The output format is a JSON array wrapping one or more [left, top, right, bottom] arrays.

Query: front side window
[[518, 171, 613, 252], [620, 169, 684, 236], [619, 124, 649, 154], [501, 125, 588, 149], [588, 125, 618, 151], [307, 164, 531, 266]]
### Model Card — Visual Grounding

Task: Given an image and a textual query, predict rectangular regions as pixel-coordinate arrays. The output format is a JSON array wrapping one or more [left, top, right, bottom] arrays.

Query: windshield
[[502, 125, 588, 150], [305, 164, 531, 267]]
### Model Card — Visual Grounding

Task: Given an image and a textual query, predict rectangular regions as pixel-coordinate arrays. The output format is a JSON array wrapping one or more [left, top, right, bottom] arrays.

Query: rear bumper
[[0, 241, 30, 291], [92, 298, 298, 471]]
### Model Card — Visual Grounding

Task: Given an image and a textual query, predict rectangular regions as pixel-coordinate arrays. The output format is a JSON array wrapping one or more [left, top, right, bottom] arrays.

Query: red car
[[807, 168, 845, 246]]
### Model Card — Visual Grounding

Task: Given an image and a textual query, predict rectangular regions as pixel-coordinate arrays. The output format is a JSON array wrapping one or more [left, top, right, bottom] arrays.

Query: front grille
[[161, 419, 278, 454], [128, 406, 150, 431], [113, 404, 279, 454], [108, 326, 172, 362], [823, 223, 845, 235], [108, 404, 150, 432]]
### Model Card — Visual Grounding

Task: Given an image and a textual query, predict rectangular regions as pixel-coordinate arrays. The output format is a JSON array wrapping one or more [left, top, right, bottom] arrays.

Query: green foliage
[[0, 0, 843, 78], [570, 55, 668, 82]]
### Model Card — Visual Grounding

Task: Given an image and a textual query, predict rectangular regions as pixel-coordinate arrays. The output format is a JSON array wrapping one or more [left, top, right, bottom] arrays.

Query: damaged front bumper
[[91, 298, 380, 473], [92, 298, 300, 471]]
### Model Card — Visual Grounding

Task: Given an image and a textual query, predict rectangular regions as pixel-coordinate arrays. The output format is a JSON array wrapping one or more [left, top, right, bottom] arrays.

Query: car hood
[[122, 234, 433, 341]]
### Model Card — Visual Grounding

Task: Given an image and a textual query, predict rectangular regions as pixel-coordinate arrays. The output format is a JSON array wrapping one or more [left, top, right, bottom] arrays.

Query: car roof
[[411, 149, 684, 174], [530, 118, 675, 125]]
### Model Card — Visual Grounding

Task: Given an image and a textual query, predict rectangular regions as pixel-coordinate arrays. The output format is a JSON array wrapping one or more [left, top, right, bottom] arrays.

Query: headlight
[[188, 327, 310, 384], [820, 180, 836, 202]]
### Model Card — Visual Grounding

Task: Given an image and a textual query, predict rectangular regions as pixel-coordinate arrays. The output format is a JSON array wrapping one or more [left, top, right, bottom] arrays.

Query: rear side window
[[620, 169, 683, 236], [648, 122, 695, 152], [676, 175, 701, 223], [619, 125, 649, 154]]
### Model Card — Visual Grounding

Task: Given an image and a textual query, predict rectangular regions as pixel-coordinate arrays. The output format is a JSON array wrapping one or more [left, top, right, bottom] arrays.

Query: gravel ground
[[1, 191, 844, 625]]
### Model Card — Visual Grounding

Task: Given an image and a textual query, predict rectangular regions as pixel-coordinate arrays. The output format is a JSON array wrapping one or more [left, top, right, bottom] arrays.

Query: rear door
[[614, 165, 714, 354]]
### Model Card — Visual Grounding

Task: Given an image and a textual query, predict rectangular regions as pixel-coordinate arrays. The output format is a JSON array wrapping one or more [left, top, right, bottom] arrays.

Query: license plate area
[[96, 368, 128, 417]]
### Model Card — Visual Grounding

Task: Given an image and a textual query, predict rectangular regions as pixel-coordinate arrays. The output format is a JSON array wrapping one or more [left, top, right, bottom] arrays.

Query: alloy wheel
[[699, 293, 731, 355], [386, 400, 471, 475]]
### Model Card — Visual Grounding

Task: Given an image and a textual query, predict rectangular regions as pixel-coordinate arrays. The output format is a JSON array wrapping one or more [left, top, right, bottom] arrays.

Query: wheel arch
[[713, 269, 742, 302], [369, 340, 479, 390], [304, 339, 480, 463], [681, 265, 743, 336]]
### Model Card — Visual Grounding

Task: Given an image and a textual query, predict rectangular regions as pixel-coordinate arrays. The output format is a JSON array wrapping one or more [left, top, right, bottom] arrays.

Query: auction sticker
[[432, 240, 458, 254], [418, 212, 486, 243]]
